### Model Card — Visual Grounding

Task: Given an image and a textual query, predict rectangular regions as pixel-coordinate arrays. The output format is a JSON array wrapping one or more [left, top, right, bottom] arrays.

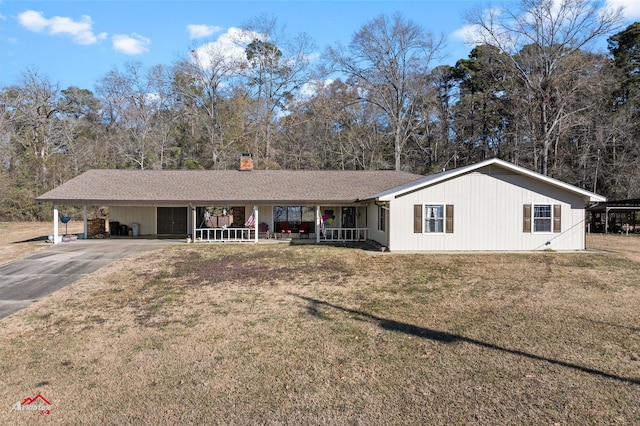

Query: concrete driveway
[[0, 239, 179, 320]]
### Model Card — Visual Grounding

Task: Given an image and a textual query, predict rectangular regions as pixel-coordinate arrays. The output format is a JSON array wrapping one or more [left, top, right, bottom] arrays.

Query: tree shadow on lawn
[[573, 315, 640, 333], [293, 294, 640, 386]]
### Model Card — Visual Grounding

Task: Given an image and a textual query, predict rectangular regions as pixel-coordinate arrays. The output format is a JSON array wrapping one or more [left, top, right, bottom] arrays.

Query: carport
[[587, 199, 640, 234]]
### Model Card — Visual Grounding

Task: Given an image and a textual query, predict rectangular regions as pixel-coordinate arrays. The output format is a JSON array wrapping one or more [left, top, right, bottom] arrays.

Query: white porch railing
[[321, 227, 369, 241], [194, 226, 370, 243], [194, 227, 254, 243]]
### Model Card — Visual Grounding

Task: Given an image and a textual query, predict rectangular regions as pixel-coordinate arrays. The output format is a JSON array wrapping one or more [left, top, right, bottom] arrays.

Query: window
[[526, 204, 561, 233], [274, 206, 302, 222], [274, 206, 315, 233], [378, 205, 386, 231], [301, 207, 315, 222], [533, 204, 552, 233], [414, 204, 453, 234], [425, 204, 444, 233]]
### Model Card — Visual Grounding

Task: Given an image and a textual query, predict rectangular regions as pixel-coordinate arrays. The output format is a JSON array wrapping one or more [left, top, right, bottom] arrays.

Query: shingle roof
[[36, 169, 424, 205]]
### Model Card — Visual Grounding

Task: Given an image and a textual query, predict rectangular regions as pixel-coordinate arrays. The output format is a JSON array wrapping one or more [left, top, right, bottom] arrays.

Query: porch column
[[53, 204, 59, 244], [254, 205, 259, 243], [316, 205, 321, 243], [192, 205, 197, 241], [83, 205, 87, 238]]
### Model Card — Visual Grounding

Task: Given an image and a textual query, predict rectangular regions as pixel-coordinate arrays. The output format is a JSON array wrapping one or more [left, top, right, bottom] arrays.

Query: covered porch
[[193, 204, 370, 244], [47, 202, 373, 245]]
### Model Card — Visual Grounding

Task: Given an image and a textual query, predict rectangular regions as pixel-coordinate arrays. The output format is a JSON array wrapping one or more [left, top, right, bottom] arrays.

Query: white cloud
[[191, 27, 261, 70], [605, 0, 640, 19], [17, 10, 48, 32], [187, 24, 222, 39], [450, 6, 511, 49], [451, 23, 482, 46], [299, 79, 333, 99], [17, 10, 107, 45], [112, 33, 151, 55]]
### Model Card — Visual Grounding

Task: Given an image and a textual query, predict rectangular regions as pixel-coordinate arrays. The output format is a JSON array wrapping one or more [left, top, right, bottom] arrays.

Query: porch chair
[[258, 222, 270, 239], [280, 221, 292, 239], [299, 222, 310, 239], [249, 222, 270, 239]]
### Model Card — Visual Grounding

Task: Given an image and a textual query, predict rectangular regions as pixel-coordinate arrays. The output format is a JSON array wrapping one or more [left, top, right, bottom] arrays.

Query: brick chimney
[[239, 153, 253, 171]]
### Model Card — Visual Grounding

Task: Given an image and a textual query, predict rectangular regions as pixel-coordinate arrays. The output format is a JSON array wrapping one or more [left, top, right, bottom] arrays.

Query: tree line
[[1, 0, 639, 220]]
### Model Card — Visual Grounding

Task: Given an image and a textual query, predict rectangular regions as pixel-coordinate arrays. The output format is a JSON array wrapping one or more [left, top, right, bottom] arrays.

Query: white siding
[[388, 167, 588, 251], [368, 203, 389, 247], [109, 206, 156, 235], [257, 205, 274, 230]]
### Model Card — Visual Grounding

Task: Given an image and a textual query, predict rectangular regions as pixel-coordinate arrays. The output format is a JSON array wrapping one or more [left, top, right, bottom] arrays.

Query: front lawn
[[1, 235, 639, 424]]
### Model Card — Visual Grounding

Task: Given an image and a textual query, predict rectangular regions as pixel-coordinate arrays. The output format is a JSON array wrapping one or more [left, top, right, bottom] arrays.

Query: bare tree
[[58, 86, 109, 174], [96, 62, 176, 169], [174, 39, 242, 168], [2, 69, 68, 189], [465, 0, 624, 175], [326, 13, 444, 171], [240, 15, 316, 167]]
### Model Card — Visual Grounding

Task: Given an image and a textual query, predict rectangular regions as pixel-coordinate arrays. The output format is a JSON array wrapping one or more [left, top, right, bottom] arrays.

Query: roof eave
[[35, 197, 368, 205], [374, 158, 607, 202]]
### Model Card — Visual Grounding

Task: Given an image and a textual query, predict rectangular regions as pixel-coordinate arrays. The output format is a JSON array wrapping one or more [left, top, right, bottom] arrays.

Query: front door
[[342, 207, 356, 228], [157, 207, 187, 235], [231, 206, 245, 227]]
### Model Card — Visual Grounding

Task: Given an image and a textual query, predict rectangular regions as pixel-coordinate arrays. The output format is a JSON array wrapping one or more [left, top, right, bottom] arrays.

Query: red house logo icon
[[9, 393, 51, 415]]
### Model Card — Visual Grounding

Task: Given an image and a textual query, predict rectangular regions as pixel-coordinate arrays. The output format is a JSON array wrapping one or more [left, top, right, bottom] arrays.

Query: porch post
[[53, 204, 59, 244], [254, 205, 259, 243], [83, 205, 87, 238], [316, 205, 321, 243], [191, 205, 196, 242]]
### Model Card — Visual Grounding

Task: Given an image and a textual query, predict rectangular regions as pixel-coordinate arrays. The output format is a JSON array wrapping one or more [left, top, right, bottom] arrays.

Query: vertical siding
[[109, 206, 157, 235], [257, 205, 274, 231], [369, 204, 388, 247], [389, 167, 588, 251]]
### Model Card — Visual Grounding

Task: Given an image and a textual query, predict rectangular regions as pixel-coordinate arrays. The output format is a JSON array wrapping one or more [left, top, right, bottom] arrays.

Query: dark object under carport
[[109, 221, 120, 236], [119, 224, 128, 236]]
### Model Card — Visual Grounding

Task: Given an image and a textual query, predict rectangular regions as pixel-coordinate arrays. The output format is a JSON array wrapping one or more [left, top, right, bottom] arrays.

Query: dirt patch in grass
[[0, 236, 639, 424]]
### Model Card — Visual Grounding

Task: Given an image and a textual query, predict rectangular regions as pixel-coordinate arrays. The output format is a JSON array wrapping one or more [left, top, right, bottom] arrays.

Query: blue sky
[[1, 0, 639, 91]]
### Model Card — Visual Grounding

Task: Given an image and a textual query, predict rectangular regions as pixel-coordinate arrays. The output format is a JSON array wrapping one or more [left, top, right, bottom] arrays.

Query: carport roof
[[36, 169, 424, 205]]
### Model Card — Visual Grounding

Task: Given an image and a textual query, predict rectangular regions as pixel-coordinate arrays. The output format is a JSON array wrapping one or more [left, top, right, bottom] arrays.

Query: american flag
[[244, 212, 256, 227]]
